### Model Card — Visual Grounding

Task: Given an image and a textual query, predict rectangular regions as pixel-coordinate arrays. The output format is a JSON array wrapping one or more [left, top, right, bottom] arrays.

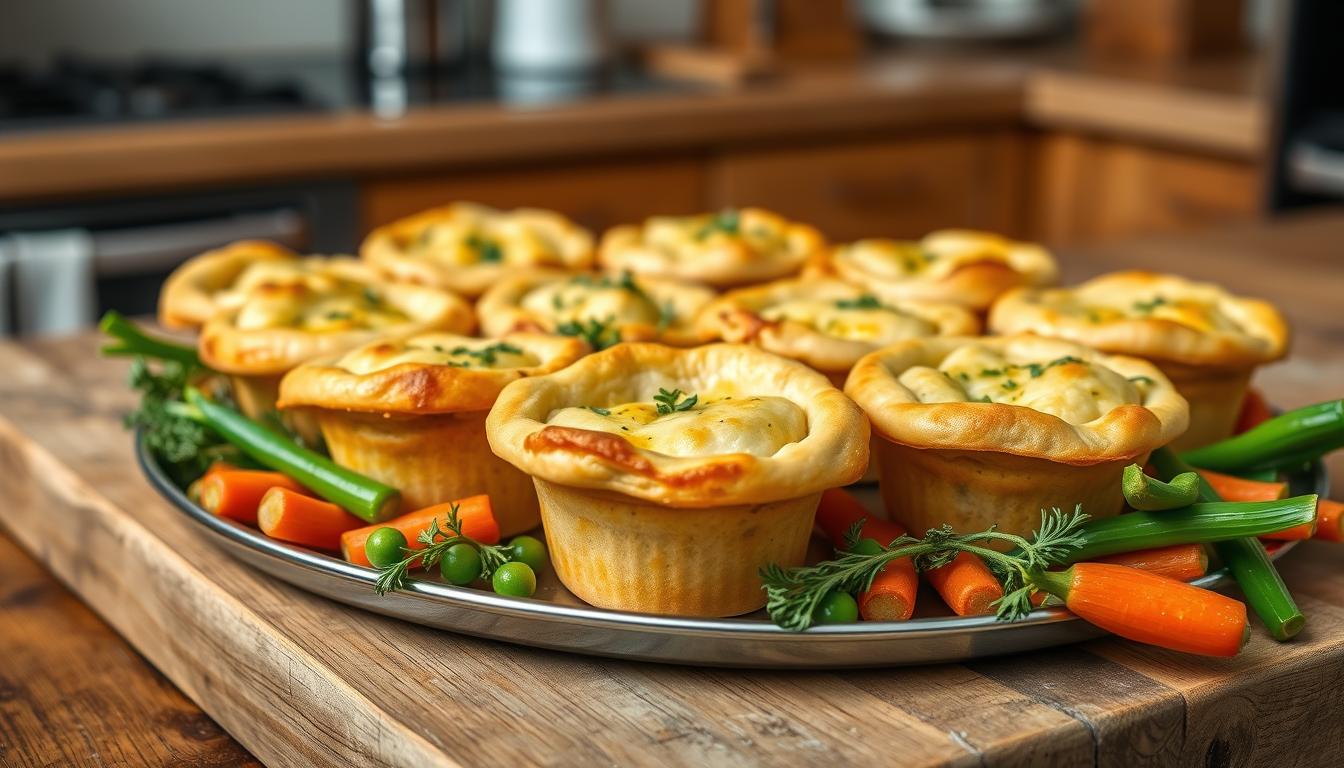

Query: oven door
[[0, 181, 356, 336]]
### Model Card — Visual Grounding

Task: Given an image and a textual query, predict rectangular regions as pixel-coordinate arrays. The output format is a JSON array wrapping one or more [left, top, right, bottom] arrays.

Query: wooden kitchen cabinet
[[709, 133, 1026, 242], [1031, 132, 1261, 246], [360, 156, 708, 236]]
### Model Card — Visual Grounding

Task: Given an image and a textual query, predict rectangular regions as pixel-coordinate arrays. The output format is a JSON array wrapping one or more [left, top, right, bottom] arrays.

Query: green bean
[[1151, 447, 1305, 641], [1121, 464, 1200, 510], [1181, 400, 1344, 473]]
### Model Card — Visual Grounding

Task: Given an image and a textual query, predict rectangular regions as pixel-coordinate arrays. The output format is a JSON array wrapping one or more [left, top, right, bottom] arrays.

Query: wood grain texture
[[0, 531, 259, 768], [2, 215, 1344, 767]]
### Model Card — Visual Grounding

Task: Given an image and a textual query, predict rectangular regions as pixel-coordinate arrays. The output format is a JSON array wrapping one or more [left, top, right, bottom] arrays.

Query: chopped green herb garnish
[[362, 287, 382, 305], [834, 295, 884, 310], [466, 233, 503, 263], [695, 209, 740, 240], [1002, 379, 1018, 391], [654, 387, 698, 415], [555, 316, 621, 350], [979, 368, 1003, 377], [1133, 296, 1169, 313], [448, 342, 524, 367], [587, 406, 611, 416], [325, 311, 353, 321]]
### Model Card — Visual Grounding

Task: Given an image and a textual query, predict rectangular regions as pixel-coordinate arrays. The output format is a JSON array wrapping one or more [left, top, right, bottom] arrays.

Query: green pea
[[812, 590, 860, 625], [508, 535, 548, 573], [439, 543, 482, 586], [492, 562, 537, 597], [364, 527, 408, 569]]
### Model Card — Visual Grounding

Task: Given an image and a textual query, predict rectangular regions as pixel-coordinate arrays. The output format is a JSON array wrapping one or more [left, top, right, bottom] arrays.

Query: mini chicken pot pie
[[159, 240, 378, 329], [845, 336, 1188, 544], [988, 271, 1289, 450], [199, 273, 474, 442], [360, 202, 594, 298], [278, 332, 588, 535], [813, 230, 1059, 312], [476, 269, 715, 348], [597, 208, 826, 288], [486, 343, 869, 617], [694, 277, 980, 387]]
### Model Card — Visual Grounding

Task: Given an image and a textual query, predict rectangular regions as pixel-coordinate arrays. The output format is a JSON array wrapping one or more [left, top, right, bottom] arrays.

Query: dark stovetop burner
[[0, 55, 320, 131]]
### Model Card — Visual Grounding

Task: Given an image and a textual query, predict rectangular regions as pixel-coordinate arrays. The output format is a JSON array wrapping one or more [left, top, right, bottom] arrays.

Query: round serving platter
[[137, 433, 1325, 669]]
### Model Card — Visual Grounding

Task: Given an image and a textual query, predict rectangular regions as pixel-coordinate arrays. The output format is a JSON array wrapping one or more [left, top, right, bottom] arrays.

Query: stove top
[[0, 56, 320, 130]]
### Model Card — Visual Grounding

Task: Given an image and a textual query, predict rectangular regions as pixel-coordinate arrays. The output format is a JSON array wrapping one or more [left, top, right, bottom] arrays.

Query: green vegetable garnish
[[833, 295, 884, 310], [466, 233, 503, 263], [492, 562, 538, 597], [365, 527, 409, 569], [1180, 400, 1344, 474], [695, 209, 740, 240], [449, 342, 523, 367], [375, 502, 515, 594], [654, 387, 698, 415], [1121, 464, 1200, 511], [508, 535, 549, 574], [1132, 296, 1169, 313], [555, 316, 621, 350]]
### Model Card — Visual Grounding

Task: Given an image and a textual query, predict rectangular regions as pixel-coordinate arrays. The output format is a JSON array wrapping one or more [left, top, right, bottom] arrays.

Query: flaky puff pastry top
[[360, 203, 595, 298], [814, 230, 1059, 311], [199, 273, 475, 376], [476, 270, 715, 347], [988, 271, 1290, 370], [597, 208, 826, 288], [486, 343, 869, 507], [158, 240, 380, 329], [277, 332, 588, 415], [695, 277, 980, 374], [845, 335, 1188, 465]]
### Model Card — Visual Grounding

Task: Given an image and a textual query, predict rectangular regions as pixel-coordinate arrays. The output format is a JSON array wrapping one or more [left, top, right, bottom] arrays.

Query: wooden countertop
[[0, 47, 1266, 205], [2, 213, 1342, 767]]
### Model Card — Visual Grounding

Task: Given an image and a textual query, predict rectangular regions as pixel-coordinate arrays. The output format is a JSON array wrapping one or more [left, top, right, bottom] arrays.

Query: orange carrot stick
[[258, 487, 363, 550], [924, 552, 1004, 616], [198, 470, 308, 525], [340, 495, 499, 567], [1035, 563, 1249, 657], [1199, 469, 1287, 503], [1091, 544, 1208, 582], [1235, 388, 1273, 434], [1314, 499, 1344, 543], [815, 489, 918, 621]]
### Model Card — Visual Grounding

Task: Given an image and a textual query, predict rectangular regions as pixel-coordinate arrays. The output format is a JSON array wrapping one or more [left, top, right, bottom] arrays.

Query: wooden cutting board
[[3, 215, 1344, 767]]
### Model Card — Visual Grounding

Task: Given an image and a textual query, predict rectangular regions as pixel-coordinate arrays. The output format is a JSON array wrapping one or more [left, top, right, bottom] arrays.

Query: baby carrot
[[340, 495, 500, 567], [1199, 469, 1287, 503], [1032, 563, 1249, 657], [198, 470, 308, 525], [1314, 500, 1344, 542], [924, 552, 1004, 616], [1091, 544, 1208, 582], [814, 489, 919, 621], [258, 487, 363, 550]]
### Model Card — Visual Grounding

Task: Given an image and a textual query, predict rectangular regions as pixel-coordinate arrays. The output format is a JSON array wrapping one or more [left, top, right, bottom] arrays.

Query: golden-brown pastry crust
[[694, 277, 980, 374], [845, 335, 1188, 465], [812, 230, 1059, 311], [475, 269, 715, 347], [486, 342, 869, 507], [597, 208, 825, 288], [200, 277, 474, 376], [158, 240, 298, 328], [278, 332, 588, 414], [987, 270, 1290, 369], [360, 203, 594, 298]]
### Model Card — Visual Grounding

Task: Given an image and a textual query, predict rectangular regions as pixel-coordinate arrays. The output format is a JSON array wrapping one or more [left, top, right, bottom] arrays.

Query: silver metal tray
[[137, 434, 1322, 668]]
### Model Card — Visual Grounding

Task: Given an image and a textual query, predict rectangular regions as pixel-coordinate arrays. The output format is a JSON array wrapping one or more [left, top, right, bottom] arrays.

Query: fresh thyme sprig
[[654, 387, 698, 415], [374, 502, 514, 595], [760, 506, 1091, 631]]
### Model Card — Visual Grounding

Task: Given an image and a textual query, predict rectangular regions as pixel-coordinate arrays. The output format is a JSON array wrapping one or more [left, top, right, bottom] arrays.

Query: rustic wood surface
[[2, 213, 1344, 767], [0, 46, 1261, 204]]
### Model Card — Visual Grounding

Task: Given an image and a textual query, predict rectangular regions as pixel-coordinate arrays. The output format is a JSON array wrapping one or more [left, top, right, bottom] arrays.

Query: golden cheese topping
[[839, 230, 1054, 283], [234, 280, 410, 333], [545, 393, 807, 458], [896, 343, 1145, 425], [405, 206, 583, 268], [630, 210, 807, 263], [760, 297, 938, 343], [520, 273, 668, 329], [1044, 291, 1234, 334], [334, 333, 540, 375]]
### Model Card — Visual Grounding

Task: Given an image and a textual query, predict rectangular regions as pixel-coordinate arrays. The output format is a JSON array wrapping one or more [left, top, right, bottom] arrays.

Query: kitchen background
[[0, 0, 1338, 337]]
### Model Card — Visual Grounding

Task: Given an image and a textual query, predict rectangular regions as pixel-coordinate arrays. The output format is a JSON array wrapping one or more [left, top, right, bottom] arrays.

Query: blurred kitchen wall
[[0, 0, 697, 63]]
